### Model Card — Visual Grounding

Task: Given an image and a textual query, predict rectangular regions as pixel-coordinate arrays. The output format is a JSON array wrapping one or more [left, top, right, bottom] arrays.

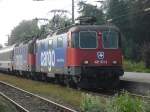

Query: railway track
[[119, 80, 150, 96], [90, 89, 150, 102], [0, 81, 78, 112], [0, 73, 150, 112], [127, 92, 150, 101], [0, 92, 29, 112], [118, 80, 150, 102], [77, 79, 150, 99], [81, 81, 150, 102]]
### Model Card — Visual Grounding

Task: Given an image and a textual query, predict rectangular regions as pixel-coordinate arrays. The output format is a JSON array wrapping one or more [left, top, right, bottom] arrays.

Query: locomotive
[[0, 24, 124, 88]]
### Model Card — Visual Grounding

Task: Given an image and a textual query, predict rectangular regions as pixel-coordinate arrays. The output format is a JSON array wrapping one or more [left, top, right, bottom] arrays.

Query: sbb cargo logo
[[40, 50, 55, 71]]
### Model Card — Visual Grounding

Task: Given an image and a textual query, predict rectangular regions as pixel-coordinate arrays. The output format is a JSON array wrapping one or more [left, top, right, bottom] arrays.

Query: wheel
[[40, 74, 47, 81], [30, 72, 37, 80]]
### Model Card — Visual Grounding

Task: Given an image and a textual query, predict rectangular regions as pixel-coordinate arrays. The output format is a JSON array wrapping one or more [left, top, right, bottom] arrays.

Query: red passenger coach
[[66, 25, 124, 88]]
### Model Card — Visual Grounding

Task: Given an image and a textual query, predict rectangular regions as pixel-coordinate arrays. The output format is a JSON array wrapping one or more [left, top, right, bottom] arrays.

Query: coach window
[[22, 47, 26, 54], [19, 48, 20, 54], [17, 48, 18, 54], [48, 39, 53, 48], [57, 37, 63, 48]]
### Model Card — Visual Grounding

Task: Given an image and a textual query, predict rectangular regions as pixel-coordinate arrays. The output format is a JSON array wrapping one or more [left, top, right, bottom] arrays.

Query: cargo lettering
[[40, 50, 55, 71]]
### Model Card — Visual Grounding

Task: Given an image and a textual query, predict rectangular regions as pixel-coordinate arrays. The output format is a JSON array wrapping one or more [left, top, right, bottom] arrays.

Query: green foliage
[[142, 43, 150, 68], [9, 19, 40, 45], [106, 92, 145, 112], [81, 92, 150, 112], [48, 15, 72, 31], [78, 1, 105, 25], [143, 93, 150, 112], [122, 38, 141, 61], [124, 60, 150, 73], [9, 16, 71, 44], [144, 101, 150, 112], [104, 0, 150, 61], [81, 94, 106, 112]]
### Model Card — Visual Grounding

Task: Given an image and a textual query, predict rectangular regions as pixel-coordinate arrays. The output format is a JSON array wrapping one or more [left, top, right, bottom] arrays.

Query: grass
[[81, 94, 106, 112], [0, 96, 18, 112], [0, 73, 81, 109], [123, 60, 150, 73], [81, 92, 150, 112], [1, 74, 150, 112]]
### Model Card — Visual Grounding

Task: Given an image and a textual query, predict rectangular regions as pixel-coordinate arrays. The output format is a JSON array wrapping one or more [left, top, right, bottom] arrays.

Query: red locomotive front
[[66, 25, 124, 88]]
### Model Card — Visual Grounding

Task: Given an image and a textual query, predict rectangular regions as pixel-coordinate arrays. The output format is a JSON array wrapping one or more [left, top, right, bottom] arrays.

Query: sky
[[0, 0, 97, 46]]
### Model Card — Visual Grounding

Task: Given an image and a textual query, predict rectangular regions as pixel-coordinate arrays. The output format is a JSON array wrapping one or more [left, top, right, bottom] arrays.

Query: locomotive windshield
[[79, 31, 97, 49], [102, 31, 118, 49]]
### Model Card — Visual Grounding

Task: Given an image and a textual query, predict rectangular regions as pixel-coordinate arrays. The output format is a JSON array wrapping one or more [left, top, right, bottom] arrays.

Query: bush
[[106, 92, 145, 112], [122, 38, 141, 62], [123, 60, 150, 73], [80, 92, 150, 112], [80, 94, 106, 112]]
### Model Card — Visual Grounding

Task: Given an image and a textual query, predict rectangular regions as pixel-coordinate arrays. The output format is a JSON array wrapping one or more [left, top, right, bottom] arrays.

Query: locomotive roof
[[54, 24, 119, 35], [37, 25, 120, 40], [69, 25, 119, 32]]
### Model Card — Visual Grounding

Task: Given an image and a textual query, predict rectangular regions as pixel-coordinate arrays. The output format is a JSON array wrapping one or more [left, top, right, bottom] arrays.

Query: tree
[[142, 43, 150, 68], [48, 15, 72, 32], [78, 1, 105, 25], [9, 13, 71, 45], [9, 19, 40, 45], [37, 15, 72, 39], [105, 0, 150, 61], [105, 0, 134, 59]]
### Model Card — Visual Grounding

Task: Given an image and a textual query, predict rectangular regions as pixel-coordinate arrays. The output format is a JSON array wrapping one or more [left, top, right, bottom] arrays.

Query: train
[[0, 24, 124, 89]]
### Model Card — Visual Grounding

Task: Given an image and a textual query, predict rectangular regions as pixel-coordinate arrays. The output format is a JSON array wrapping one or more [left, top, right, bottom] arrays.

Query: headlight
[[112, 60, 117, 64], [84, 60, 89, 65]]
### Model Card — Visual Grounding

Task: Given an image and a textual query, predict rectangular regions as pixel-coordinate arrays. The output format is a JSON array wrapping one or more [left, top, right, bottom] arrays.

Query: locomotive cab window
[[79, 31, 97, 49], [102, 31, 118, 49]]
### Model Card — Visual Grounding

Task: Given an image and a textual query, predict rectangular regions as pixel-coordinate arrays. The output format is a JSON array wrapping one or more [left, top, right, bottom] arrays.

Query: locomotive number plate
[[94, 60, 108, 64]]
